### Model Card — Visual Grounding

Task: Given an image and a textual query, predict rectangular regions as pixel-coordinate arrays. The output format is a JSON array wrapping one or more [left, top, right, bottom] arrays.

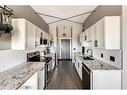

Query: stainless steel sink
[[83, 56, 95, 60]]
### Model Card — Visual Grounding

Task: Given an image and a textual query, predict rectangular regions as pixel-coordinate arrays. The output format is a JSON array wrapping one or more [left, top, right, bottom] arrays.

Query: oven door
[[82, 63, 91, 89]]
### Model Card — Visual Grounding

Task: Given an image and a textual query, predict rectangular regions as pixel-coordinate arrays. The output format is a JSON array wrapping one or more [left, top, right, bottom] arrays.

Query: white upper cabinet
[[88, 28, 92, 42], [103, 16, 120, 49], [84, 28, 92, 42], [97, 18, 104, 48], [81, 16, 120, 49], [26, 20, 36, 49], [12, 18, 36, 50], [91, 20, 103, 48], [95, 16, 120, 49], [84, 30, 87, 41], [35, 27, 42, 46], [79, 32, 84, 43], [12, 18, 52, 49], [45, 32, 49, 40], [91, 24, 97, 47]]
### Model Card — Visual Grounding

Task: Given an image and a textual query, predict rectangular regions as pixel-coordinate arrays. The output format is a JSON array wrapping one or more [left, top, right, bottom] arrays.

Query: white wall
[[0, 50, 28, 72], [122, 6, 127, 89], [49, 20, 82, 59]]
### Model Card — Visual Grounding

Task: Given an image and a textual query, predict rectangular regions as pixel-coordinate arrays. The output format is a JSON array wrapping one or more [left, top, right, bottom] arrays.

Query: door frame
[[60, 38, 72, 59]]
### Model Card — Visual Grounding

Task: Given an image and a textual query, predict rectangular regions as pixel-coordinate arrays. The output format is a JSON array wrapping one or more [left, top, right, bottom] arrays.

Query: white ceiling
[[31, 6, 97, 24]]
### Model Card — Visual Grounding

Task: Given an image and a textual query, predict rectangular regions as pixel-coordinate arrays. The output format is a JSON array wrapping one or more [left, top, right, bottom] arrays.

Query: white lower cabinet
[[38, 67, 45, 89], [78, 61, 82, 80], [51, 54, 56, 70], [12, 18, 36, 50], [19, 72, 38, 90], [91, 70, 121, 89], [75, 59, 78, 74], [19, 67, 45, 90], [75, 57, 121, 89], [75, 58, 82, 80]]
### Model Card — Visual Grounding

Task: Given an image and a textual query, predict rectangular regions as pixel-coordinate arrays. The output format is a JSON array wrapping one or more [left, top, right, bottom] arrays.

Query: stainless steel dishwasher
[[82, 63, 91, 89]]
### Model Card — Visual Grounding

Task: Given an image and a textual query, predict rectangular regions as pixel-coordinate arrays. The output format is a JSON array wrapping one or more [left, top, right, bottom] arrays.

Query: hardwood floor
[[47, 60, 82, 89]]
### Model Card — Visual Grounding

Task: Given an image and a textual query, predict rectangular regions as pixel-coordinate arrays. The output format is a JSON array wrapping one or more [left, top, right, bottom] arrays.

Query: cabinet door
[[75, 58, 79, 73], [75, 59, 78, 72], [91, 25, 95, 47], [92, 70, 121, 89], [26, 20, 36, 49], [35, 27, 41, 46], [84, 30, 87, 41], [38, 68, 45, 89], [48, 34, 51, 43], [19, 72, 38, 90], [74, 60, 77, 70], [52, 54, 55, 70], [79, 33, 83, 43], [79, 61, 82, 80], [87, 28, 92, 42], [98, 19, 104, 48], [79, 34, 81, 43], [12, 19, 26, 50], [104, 16, 120, 49], [92, 23, 99, 47], [76, 58, 82, 80]]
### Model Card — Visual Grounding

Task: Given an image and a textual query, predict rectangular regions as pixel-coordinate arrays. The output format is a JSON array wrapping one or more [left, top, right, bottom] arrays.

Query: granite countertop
[[0, 61, 45, 90], [75, 53, 120, 70]]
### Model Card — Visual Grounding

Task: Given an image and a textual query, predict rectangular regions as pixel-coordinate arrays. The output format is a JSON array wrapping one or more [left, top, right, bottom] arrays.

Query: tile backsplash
[[0, 50, 28, 72], [85, 47, 122, 69]]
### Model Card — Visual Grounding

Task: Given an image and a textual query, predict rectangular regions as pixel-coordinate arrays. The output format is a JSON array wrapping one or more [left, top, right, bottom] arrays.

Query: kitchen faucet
[[87, 49, 93, 58]]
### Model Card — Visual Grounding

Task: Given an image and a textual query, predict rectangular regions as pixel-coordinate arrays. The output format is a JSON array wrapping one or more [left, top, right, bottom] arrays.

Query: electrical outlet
[[101, 54, 103, 58], [110, 56, 115, 62]]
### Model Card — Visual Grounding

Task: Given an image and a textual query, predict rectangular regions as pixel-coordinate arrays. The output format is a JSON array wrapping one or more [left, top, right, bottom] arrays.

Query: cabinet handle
[[78, 63, 79, 67], [24, 86, 31, 89], [91, 71, 93, 90], [40, 67, 44, 71], [85, 36, 87, 40], [95, 40, 98, 47]]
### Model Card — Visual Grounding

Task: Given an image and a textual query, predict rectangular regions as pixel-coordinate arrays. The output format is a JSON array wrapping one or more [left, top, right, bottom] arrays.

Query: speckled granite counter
[[0, 62, 45, 90], [75, 53, 120, 70]]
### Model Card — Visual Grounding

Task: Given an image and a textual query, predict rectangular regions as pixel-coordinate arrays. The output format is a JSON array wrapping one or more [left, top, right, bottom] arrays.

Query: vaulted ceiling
[[31, 6, 97, 24]]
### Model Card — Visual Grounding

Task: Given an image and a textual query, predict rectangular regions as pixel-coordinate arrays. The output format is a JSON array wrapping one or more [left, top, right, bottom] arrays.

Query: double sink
[[82, 49, 95, 60], [83, 56, 95, 60]]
